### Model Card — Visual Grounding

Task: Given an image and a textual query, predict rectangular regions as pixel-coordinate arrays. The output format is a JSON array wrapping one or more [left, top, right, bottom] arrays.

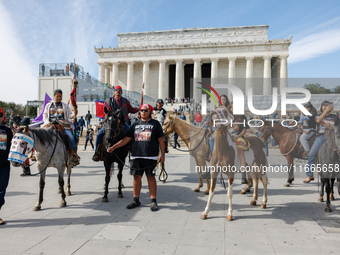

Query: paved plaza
[[0, 147, 339, 255]]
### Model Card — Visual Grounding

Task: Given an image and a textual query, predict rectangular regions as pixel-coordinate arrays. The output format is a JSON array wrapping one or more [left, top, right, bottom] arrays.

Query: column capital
[[210, 57, 219, 61], [175, 59, 183, 64], [142, 60, 150, 64], [228, 57, 236, 61], [158, 60, 166, 64], [126, 61, 135, 64], [193, 58, 201, 62], [245, 56, 254, 61], [112, 62, 119, 66], [280, 54, 289, 59], [263, 55, 272, 60]]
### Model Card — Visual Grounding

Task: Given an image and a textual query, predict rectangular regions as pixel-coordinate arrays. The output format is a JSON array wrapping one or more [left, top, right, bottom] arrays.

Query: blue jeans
[[85, 137, 94, 150], [174, 132, 180, 148], [64, 129, 77, 150], [305, 135, 325, 177], [0, 165, 10, 207], [86, 120, 90, 128]]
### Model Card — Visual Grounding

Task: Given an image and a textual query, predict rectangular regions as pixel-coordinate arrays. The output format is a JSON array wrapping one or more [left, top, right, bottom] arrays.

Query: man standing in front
[[85, 111, 92, 128], [107, 104, 165, 212]]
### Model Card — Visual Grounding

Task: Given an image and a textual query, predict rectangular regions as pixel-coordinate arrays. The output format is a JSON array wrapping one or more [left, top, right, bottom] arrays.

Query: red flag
[[95, 100, 105, 119], [70, 87, 77, 108]]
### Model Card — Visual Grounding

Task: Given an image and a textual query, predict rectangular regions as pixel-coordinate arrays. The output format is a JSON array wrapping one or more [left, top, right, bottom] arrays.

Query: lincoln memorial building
[[95, 25, 291, 101]]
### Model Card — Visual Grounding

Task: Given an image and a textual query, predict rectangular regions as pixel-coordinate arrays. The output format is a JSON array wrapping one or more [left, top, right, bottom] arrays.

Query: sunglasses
[[140, 109, 149, 112], [115, 89, 122, 92]]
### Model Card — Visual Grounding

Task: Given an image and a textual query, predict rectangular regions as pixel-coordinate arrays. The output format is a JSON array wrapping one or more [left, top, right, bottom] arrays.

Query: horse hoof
[[261, 203, 267, 209], [318, 196, 324, 202], [250, 201, 256, 206], [66, 191, 72, 196], [240, 190, 246, 195], [121, 184, 125, 189], [226, 215, 233, 221], [57, 188, 62, 194], [103, 186, 106, 190], [33, 206, 41, 211], [102, 197, 108, 203], [117, 194, 123, 198], [283, 182, 291, 187], [60, 201, 67, 207], [245, 189, 251, 193], [325, 206, 332, 212], [161, 180, 166, 183], [204, 191, 209, 195], [193, 189, 200, 192], [200, 214, 207, 220], [330, 195, 335, 201]]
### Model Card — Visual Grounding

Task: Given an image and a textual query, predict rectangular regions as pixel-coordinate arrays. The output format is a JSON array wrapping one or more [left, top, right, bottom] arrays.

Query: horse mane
[[29, 127, 70, 151]]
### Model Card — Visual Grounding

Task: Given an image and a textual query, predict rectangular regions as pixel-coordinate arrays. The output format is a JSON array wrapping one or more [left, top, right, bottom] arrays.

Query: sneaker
[[127, 200, 141, 209], [303, 176, 314, 183], [150, 202, 158, 212], [165, 148, 169, 153], [83, 148, 86, 151]]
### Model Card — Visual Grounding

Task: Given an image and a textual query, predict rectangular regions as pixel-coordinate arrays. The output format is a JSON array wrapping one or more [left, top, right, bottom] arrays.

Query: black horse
[[317, 125, 340, 212], [101, 109, 129, 202]]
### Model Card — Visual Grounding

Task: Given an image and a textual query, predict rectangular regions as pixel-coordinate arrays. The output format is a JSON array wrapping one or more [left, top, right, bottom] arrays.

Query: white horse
[[11, 126, 75, 211]]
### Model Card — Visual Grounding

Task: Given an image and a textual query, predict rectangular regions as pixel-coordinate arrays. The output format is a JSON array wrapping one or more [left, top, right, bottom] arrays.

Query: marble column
[[127, 61, 134, 91], [158, 60, 166, 99], [175, 59, 184, 100], [245, 56, 254, 93], [142, 61, 150, 96], [98, 64, 105, 83], [228, 57, 236, 99], [111, 62, 119, 87], [104, 65, 111, 85], [211, 57, 219, 80], [193, 58, 202, 102], [263, 55, 272, 95], [280, 55, 288, 93]]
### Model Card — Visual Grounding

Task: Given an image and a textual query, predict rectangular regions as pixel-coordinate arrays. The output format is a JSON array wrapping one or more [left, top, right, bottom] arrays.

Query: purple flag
[[33, 93, 52, 123]]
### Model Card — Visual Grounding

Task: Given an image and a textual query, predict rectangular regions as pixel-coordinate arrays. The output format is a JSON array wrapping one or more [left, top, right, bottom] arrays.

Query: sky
[[1, 0, 340, 104]]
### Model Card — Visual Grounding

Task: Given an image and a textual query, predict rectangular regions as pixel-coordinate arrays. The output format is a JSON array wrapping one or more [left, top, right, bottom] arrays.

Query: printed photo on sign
[[134, 129, 152, 141], [0, 133, 7, 150]]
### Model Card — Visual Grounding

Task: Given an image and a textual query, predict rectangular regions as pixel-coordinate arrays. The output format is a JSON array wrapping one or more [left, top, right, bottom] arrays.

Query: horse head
[[8, 126, 34, 167], [104, 109, 120, 142], [162, 116, 175, 137], [258, 121, 271, 143]]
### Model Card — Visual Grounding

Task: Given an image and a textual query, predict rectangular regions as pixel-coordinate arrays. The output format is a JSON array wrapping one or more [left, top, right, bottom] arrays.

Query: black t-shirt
[[316, 113, 340, 135], [126, 118, 164, 158], [0, 124, 13, 167]]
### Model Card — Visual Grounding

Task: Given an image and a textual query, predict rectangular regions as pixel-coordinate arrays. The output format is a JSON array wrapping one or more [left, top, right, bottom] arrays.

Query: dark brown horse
[[259, 121, 315, 187]]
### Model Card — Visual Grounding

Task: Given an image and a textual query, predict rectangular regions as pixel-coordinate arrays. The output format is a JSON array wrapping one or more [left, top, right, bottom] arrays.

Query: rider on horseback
[[43, 89, 80, 166], [299, 102, 317, 159], [304, 100, 340, 183], [92, 86, 138, 162], [153, 99, 169, 153]]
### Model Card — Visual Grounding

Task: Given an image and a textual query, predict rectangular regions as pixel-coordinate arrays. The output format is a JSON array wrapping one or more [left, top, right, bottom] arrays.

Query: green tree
[[333, 86, 340, 93], [303, 83, 332, 94]]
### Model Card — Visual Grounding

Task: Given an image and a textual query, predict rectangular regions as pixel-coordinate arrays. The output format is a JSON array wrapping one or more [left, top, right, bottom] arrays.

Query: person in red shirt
[[93, 86, 138, 162], [195, 112, 203, 126]]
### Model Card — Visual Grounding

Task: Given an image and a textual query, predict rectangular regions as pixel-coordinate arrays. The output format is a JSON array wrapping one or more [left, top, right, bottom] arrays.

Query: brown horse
[[162, 115, 211, 194], [201, 110, 268, 221], [259, 121, 315, 187]]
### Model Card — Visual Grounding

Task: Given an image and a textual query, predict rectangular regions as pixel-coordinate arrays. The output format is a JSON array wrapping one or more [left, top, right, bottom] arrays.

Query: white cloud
[[289, 29, 340, 64], [0, 2, 37, 105]]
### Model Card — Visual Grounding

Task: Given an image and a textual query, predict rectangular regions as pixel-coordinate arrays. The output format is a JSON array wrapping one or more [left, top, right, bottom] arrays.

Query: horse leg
[[33, 170, 46, 211], [58, 168, 67, 207], [102, 161, 111, 202], [250, 177, 259, 206], [200, 172, 218, 220], [283, 155, 294, 187], [318, 180, 325, 202], [330, 178, 335, 201], [240, 172, 253, 194], [260, 174, 268, 209], [324, 178, 332, 212], [117, 163, 123, 198], [226, 178, 234, 221], [66, 165, 72, 196]]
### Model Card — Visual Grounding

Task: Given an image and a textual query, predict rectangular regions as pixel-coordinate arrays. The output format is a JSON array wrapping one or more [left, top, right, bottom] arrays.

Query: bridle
[[104, 113, 120, 145]]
